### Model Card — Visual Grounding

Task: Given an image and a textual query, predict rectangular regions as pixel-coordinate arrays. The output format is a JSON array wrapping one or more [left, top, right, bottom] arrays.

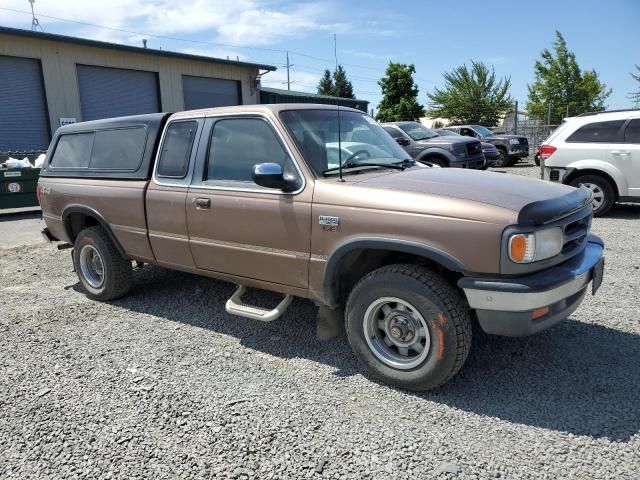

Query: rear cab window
[[156, 121, 198, 178]]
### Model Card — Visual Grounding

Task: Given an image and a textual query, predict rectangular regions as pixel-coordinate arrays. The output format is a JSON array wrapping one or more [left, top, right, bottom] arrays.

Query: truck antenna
[[334, 33, 344, 182]]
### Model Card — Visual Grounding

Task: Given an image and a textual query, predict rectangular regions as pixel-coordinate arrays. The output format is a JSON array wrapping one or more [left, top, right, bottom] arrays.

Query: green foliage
[[376, 62, 425, 122], [333, 65, 355, 99], [317, 69, 334, 95], [432, 119, 445, 129], [426, 61, 512, 126], [628, 64, 640, 107], [526, 31, 611, 124], [316, 66, 355, 99]]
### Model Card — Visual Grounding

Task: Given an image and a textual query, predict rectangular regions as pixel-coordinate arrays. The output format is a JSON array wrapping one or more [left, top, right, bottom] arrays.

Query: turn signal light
[[532, 307, 550, 320], [509, 233, 535, 263]]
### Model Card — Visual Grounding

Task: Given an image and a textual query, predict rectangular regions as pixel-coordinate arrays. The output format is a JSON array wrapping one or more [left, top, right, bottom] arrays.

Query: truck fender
[[415, 148, 455, 165], [563, 159, 627, 196], [323, 237, 466, 307], [62, 205, 128, 259]]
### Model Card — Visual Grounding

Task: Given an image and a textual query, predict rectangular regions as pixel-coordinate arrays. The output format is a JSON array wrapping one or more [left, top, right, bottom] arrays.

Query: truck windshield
[[398, 123, 439, 141], [280, 109, 411, 176], [473, 125, 495, 137]]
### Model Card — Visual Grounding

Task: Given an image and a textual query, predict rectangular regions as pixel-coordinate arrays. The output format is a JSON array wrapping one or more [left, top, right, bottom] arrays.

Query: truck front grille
[[466, 141, 482, 155], [549, 170, 560, 182], [561, 209, 592, 256]]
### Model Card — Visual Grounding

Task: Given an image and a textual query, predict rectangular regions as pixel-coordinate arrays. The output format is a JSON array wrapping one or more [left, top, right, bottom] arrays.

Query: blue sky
[[2, 0, 639, 113]]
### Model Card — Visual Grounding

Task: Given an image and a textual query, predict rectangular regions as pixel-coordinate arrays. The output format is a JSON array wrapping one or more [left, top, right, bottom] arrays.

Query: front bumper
[[458, 236, 604, 336], [509, 146, 529, 157], [451, 152, 485, 169]]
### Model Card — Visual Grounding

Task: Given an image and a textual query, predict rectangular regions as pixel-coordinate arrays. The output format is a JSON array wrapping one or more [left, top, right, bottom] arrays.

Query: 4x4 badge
[[319, 215, 339, 226]]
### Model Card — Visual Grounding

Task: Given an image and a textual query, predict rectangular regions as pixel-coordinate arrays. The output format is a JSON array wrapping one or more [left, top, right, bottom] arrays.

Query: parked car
[[434, 128, 499, 169], [541, 109, 640, 216], [443, 125, 529, 167], [38, 104, 605, 391], [381, 122, 485, 169]]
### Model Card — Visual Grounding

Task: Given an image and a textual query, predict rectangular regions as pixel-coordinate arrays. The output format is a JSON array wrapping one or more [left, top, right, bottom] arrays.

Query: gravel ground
[[1, 159, 639, 479]]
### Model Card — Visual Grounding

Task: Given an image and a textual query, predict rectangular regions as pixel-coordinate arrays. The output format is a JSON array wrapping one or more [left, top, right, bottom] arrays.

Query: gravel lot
[[1, 159, 639, 479]]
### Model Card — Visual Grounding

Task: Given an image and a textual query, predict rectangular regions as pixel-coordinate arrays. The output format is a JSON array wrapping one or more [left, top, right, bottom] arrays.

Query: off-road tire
[[569, 174, 615, 217], [73, 226, 133, 301], [345, 264, 472, 391]]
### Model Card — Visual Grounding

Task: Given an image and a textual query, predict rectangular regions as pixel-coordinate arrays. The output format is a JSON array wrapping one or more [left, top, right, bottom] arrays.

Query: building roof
[[0, 26, 276, 71], [259, 86, 369, 105]]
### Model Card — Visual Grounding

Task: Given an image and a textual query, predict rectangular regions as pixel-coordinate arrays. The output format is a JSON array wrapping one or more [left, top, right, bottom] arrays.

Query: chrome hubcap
[[79, 245, 105, 288], [363, 297, 431, 370], [581, 182, 605, 210]]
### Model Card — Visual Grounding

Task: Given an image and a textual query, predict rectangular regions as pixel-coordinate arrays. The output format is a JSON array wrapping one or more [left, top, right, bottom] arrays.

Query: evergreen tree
[[426, 61, 513, 126], [333, 65, 355, 99], [317, 69, 334, 95], [628, 64, 640, 107], [376, 62, 425, 122], [527, 31, 611, 124]]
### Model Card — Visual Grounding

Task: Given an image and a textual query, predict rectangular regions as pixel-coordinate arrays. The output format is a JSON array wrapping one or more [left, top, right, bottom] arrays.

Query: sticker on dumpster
[[3, 171, 21, 177], [7, 182, 21, 193]]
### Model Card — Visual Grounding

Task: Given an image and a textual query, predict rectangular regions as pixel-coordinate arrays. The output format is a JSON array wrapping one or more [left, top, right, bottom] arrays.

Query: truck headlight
[[449, 143, 466, 155], [509, 138, 520, 145], [508, 227, 563, 263]]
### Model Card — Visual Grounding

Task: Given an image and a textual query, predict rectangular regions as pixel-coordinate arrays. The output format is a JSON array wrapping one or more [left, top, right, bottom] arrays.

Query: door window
[[460, 128, 475, 137], [566, 120, 625, 143], [205, 118, 297, 188], [383, 126, 403, 139], [157, 121, 198, 178], [624, 119, 640, 144]]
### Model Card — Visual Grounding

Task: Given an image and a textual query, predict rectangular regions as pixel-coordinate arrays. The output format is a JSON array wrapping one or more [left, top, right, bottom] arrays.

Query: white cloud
[[1, 0, 350, 47]]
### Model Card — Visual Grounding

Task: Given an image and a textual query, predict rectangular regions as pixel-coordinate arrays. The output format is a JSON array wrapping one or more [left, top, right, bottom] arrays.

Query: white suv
[[541, 109, 640, 216]]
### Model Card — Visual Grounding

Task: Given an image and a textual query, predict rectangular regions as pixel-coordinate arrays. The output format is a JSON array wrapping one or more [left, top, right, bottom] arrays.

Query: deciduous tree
[[527, 31, 611, 124], [376, 62, 425, 122], [426, 61, 512, 126]]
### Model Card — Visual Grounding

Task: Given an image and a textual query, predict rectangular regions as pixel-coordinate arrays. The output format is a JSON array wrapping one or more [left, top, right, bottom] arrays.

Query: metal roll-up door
[[77, 65, 160, 121], [182, 75, 241, 110], [0, 55, 50, 151]]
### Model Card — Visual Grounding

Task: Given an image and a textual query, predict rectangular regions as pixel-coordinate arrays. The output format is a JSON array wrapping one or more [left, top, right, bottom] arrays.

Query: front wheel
[[494, 149, 509, 167], [345, 265, 472, 391], [569, 175, 615, 217]]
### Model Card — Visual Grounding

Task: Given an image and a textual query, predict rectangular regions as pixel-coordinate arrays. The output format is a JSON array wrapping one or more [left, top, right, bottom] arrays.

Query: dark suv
[[382, 122, 485, 169], [444, 125, 529, 167]]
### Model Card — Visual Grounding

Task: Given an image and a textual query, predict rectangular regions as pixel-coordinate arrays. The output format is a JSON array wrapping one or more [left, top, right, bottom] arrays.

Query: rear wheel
[[73, 226, 133, 301], [345, 265, 472, 391], [569, 175, 615, 217]]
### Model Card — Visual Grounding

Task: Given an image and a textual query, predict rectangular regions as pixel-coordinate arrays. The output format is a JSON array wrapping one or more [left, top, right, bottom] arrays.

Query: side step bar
[[225, 285, 292, 322]]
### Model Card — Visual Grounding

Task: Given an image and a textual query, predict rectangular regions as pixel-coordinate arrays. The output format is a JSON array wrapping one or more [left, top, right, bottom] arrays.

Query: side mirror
[[252, 163, 297, 191], [395, 138, 410, 146]]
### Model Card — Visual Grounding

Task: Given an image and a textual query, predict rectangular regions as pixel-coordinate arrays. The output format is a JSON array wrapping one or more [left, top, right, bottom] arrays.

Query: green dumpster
[[0, 151, 45, 210]]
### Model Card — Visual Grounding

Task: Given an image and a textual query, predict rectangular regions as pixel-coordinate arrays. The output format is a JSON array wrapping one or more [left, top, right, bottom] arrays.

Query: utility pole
[[286, 51, 291, 91], [566, 104, 570, 118], [547, 103, 552, 133], [514, 100, 518, 135]]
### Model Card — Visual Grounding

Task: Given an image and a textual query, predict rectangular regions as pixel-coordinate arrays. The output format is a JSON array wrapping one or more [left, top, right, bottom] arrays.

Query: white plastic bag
[[34, 154, 46, 168]]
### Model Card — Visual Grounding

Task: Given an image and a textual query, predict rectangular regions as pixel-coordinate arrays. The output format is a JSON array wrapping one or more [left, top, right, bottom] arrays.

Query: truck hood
[[350, 167, 579, 217], [484, 134, 527, 141], [417, 136, 477, 146]]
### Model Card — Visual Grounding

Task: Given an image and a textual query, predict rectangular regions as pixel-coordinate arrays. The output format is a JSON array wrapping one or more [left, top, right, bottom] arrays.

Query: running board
[[225, 285, 292, 322]]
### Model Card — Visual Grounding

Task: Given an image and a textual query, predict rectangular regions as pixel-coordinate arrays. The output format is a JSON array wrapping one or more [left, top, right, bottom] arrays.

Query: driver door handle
[[194, 197, 211, 209]]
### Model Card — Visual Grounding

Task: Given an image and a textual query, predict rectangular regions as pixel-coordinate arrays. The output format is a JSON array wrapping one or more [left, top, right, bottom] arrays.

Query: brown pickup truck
[[38, 104, 605, 391]]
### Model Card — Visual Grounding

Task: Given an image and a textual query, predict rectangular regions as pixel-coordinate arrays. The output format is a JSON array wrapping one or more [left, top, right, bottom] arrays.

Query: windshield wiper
[[393, 159, 416, 167], [322, 161, 405, 175]]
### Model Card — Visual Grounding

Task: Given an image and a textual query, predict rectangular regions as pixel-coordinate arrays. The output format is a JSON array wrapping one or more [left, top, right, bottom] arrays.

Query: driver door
[[185, 115, 313, 289]]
